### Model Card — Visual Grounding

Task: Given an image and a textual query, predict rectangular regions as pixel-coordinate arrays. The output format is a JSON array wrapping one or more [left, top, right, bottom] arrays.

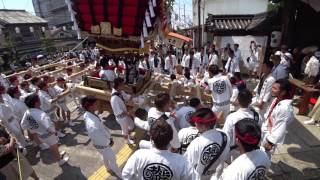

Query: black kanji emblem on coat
[[212, 80, 226, 94], [247, 166, 266, 180], [143, 163, 173, 180], [200, 143, 221, 165]]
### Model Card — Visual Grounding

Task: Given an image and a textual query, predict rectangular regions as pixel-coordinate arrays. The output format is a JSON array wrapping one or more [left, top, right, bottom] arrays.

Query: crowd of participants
[[0, 42, 320, 180]]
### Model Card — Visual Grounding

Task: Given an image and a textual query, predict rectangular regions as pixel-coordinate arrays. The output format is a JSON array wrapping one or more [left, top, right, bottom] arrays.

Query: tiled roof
[[205, 14, 254, 32], [0, 9, 47, 25]]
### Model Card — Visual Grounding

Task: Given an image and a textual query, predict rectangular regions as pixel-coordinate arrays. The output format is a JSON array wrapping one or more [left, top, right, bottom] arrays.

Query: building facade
[[32, 0, 73, 28], [0, 9, 48, 67], [192, 0, 268, 46]]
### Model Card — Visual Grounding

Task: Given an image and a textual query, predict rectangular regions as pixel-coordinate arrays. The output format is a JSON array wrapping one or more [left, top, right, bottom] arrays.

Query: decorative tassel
[[149, 0, 155, 17], [140, 33, 145, 48], [145, 11, 152, 27], [143, 22, 148, 37]]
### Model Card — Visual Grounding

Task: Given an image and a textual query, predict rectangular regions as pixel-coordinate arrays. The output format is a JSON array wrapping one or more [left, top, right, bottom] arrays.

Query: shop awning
[[167, 32, 192, 42]]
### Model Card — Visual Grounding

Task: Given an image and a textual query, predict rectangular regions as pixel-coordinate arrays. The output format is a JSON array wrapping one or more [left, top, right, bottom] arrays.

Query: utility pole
[[179, 0, 181, 22], [198, 0, 201, 49], [184, 4, 186, 25]]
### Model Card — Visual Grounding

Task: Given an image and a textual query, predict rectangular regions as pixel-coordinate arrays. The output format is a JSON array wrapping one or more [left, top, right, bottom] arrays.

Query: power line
[[1, 0, 5, 9]]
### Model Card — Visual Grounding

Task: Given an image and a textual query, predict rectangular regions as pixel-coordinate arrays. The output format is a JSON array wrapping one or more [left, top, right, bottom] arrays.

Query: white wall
[[216, 35, 268, 73], [193, 0, 268, 26]]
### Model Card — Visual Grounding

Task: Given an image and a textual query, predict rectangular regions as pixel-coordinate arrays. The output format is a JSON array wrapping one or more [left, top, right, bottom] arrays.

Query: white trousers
[[97, 147, 122, 177], [212, 104, 230, 120], [116, 116, 134, 136]]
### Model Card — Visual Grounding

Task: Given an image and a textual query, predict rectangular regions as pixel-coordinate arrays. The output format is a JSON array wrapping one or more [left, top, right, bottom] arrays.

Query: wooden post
[[198, 0, 201, 48]]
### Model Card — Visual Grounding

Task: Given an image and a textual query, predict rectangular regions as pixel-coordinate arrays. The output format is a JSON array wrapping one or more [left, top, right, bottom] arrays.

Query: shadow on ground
[[54, 163, 87, 180]]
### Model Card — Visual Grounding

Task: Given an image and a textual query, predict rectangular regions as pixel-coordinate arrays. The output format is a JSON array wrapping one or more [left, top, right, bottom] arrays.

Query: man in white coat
[[262, 79, 294, 157], [21, 94, 69, 166], [141, 93, 180, 151], [271, 55, 288, 80], [219, 119, 271, 180], [178, 115, 199, 154], [37, 81, 65, 138], [225, 50, 240, 76], [252, 61, 275, 117], [208, 48, 219, 66], [184, 51, 200, 77], [122, 119, 197, 180], [176, 97, 202, 129], [110, 78, 135, 144], [0, 73, 9, 90], [82, 96, 122, 178], [0, 90, 28, 150], [184, 108, 230, 180], [195, 47, 209, 72], [223, 89, 261, 161], [234, 44, 242, 64], [7, 87, 29, 123], [206, 65, 233, 118], [164, 51, 177, 74]]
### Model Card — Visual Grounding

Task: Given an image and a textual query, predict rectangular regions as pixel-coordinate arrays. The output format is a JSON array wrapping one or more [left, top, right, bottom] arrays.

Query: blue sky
[[0, 0, 35, 14], [173, 0, 193, 19]]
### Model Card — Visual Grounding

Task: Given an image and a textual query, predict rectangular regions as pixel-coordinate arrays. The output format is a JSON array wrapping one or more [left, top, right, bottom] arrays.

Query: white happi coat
[[219, 149, 271, 180], [147, 107, 180, 149], [21, 108, 55, 135], [195, 52, 209, 68], [262, 99, 294, 145], [83, 111, 111, 147], [304, 56, 320, 77], [2, 94, 14, 109], [148, 55, 155, 70], [38, 90, 56, 114], [234, 49, 242, 62], [110, 89, 130, 118], [225, 57, 240, 74], [0, 103, 21, 134], [53, 85, 66, 104], [223, 108, 261, 148], [253, 74, 276, 104], [9, 98, 28, 122], [0, 74, 9, 89], [176, 106, 195, 129], [184, 129, 230, 180], [181, 54, 188, 67], [164, 55, 177, 74], [184, 56, 201, 75], [230, 86, 239, 112], [272, 64, 288, 80], [207, 74, 232, 104], [209, 53, 219, 65], [178, 126, 199, 154], [122, 148, 197, 180], [138, 59, 149, 70], [20, 89, 33, 101], [99, 69, 116, 82]]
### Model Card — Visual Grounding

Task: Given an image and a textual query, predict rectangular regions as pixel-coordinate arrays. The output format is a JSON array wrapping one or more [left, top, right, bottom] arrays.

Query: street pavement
[[27, 96, 320, 180]]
